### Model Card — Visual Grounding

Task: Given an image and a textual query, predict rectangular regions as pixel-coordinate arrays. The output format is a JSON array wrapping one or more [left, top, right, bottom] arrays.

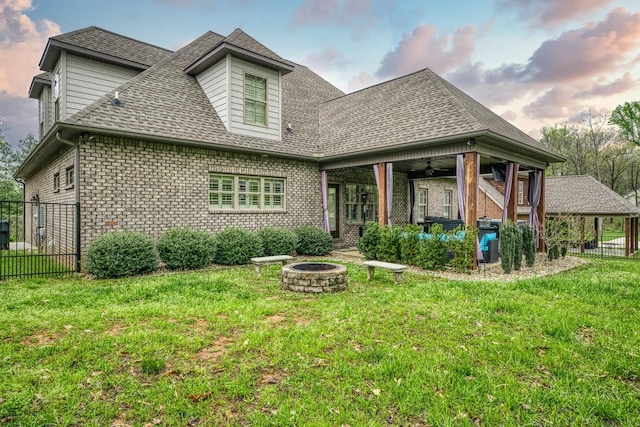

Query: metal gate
[[0, 200, 80, 279]]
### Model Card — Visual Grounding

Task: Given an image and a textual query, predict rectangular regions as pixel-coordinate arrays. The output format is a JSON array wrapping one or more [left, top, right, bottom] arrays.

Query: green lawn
[[1, 260, 639, 426]]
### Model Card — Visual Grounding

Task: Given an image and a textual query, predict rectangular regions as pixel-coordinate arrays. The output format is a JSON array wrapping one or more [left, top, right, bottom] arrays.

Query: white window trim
[[209, 173, 285, 211], [416, 189, 428, 220], [243, 73, 268, 127], [443, 190, 452, 219], [345, 183, 378, 224]]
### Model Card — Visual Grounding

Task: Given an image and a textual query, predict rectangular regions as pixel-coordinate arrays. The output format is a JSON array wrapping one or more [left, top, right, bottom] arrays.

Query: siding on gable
[[196, 56, 229, 130], [64, 54, 138, 119], [228, 57, 281, 141]]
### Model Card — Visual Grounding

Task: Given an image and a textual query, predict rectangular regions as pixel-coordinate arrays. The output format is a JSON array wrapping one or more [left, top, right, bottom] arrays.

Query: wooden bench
[[362, 260, 407, 284], [251, 255, 294, 276]]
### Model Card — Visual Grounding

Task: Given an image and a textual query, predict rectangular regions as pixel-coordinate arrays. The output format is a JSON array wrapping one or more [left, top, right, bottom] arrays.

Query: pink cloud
[[347, 71, 377, 92], [290, 0, 372, 27], [496, 0, 614, 29], [523, 87, 578, 119], [302, 46, 348, 72], [575, 72, 636, 98], [376, 24, 476, 78]]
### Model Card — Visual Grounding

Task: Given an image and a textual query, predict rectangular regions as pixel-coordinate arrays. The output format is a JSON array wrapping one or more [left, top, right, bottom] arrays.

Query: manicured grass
[[1, 260, 639, 425], [0, 250, 73, 279]]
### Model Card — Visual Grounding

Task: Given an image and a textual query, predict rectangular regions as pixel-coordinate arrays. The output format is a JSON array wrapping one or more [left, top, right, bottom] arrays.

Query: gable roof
[[546, 175, 640, 216], [28, 72, 52, 99], [39, 26, 173, 71], [62, 30, 342, 158], [318, 68, 561, 163]]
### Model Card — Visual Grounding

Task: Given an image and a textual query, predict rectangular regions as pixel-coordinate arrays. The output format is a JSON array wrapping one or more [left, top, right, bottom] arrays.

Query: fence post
[[75, 202, 81, 273]]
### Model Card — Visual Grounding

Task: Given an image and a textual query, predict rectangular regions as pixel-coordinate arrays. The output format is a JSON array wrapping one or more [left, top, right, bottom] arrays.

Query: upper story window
[[65, 166, 74, 188], [53, 73, 60, 99], [53, 173, 60, 192], [244, 73, 267, 126]]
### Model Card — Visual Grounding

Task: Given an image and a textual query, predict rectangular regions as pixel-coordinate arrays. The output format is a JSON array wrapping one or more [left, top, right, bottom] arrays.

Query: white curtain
[[528, 170, 542, 248], [502, 163, 515, 224], [321, 170, 329, 232]]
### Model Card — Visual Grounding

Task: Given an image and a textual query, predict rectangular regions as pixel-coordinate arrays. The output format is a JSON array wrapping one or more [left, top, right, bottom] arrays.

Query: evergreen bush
[[357, 221, 381, 260], [215, 228, 263, 265], [157, 227, 216, 270], [257, 227, 297, 256], [500, 221, 517, 274], [295, 225, 333, 256], [377, 225, 403, 263], [85, 231, 158, 279], [400, 224, 422, 265], [447, 226, 476, 273], [522, 224, 536, 267], [416, 223, 447, 270]]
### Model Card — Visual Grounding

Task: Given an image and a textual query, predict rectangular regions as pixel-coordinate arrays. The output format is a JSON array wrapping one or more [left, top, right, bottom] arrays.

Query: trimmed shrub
[[357, 221, 381, 260], [377, 225, 403, 263], [215, 228, 263, 265], [447, 226, 477, 273], [500, 221, 517, 274], [513, 226, 523, 271], [522, 224, 536, 267], [400, 224, 422, 265], [295, 225, 333, 256], [157, 227, 216, 270], [258, 227, 297, 256], [416, 223, 447, 270], [85, 231, 158, 279]]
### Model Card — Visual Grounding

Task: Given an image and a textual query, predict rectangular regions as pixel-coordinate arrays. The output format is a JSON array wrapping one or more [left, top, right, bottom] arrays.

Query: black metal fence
[[565, 217, 639, 260], [0, 200, 80, 280]]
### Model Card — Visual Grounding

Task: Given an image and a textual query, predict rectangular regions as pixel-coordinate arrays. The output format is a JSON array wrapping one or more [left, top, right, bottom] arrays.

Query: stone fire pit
[[281, 262, 348, 293]]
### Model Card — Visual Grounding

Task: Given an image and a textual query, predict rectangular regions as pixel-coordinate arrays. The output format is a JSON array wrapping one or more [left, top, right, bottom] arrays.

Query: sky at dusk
[[0, 0, 639, 148]]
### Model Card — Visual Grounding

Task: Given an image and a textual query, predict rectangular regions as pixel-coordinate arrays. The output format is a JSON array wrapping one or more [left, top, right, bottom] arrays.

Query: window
[[209, 173, 285, 210], [53, 173, 60, 192], [518, 180, 524, 204], [53, 73, 60, 99], [244, 74, 267, 126], [345, 184, 378, 223], [54, 99, 60, 121], [443, 190, 452, 219], [416, 189, 428, 220], [65, 166, 74, 188]]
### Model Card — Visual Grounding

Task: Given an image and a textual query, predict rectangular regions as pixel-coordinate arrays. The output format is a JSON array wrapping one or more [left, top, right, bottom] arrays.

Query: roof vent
[[112, 91, 123, 107]]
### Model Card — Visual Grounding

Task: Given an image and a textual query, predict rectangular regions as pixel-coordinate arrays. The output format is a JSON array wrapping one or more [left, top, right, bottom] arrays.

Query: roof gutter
[[56, 131, 80, 204]]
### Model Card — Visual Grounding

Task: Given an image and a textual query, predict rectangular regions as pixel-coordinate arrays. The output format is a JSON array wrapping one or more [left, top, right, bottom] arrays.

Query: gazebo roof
[[546, 175, 640, 216]]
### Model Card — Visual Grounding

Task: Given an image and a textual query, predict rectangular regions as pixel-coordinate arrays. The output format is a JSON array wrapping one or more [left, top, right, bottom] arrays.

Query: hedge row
[[357, 222, 477, 272], [85, 225, 333, 279]]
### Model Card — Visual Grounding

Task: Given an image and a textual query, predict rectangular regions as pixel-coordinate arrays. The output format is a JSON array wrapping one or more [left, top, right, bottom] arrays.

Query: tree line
[[540, 101, 640, 205], [0, 119, 39, 201]]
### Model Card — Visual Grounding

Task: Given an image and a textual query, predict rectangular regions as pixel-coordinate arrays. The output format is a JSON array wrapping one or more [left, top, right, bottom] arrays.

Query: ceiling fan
[[425, 160, 435, 177]]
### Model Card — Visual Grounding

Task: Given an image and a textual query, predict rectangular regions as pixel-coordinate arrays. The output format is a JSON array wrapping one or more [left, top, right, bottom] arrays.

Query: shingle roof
[[319, 68, 558, 159], [223, 29, 292, 66], [64, 30, 343, 157], [546, 175, 640, 216], [42, 26, 172, 70]]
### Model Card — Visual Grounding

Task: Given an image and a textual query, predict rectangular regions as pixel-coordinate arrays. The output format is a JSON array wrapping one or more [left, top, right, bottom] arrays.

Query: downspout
[[56, 132, 79, 204], [56, 131, 81, 273]]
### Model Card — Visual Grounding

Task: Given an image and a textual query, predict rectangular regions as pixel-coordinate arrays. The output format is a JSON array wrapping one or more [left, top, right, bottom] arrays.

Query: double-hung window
[[65, 166, 74, 188], [209, 174, 285, 210], [244, 74, 267, 126], [416, 189, 428, 220], [345, 183, 378, 223], [443, 190, 452, 219]]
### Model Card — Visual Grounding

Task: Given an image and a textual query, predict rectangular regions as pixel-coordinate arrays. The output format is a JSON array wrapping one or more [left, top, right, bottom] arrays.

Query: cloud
[[0, 0, 59, 146], [302, 46, 348, 72], [522, 87, 577, 119], [495, 0, 614, 29], [0, 0, 59, 95], [574, 72, 636, 98], [347, 71, 377, 92], [290, 0, 372, 27], [376, 24, 476, 78], [0, 90, 37, 146]]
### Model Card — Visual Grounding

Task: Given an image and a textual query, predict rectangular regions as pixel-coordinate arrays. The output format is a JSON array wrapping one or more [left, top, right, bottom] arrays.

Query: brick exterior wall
[[23, 145, 77, 260], [413, 178, 459, 220], [327, 167, 408, 248], [74, 135, 323, 253], [479, 189, 503, 219]]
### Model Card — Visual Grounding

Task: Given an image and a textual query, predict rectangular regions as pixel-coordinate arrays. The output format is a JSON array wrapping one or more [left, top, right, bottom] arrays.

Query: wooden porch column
[[537, 172, 546, 252], [579, 217, 586, 254], [465, 152, 479, 269], [507, 162, 519, 224], [377, 163, 388, 227]]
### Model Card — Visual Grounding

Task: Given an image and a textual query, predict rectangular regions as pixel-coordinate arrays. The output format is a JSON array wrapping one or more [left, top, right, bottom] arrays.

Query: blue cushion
[[479, 233, 497, 251]]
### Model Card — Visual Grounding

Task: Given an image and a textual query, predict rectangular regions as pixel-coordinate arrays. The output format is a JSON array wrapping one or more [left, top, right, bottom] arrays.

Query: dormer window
[[244, 73, 267, 126]]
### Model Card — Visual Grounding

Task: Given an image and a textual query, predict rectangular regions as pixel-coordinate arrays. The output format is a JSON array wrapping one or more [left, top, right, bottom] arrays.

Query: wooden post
[[580, 217, 585, 254], [507, 163, 519, 224], [625, 217, 631, 257], [377, 163, 387, 227], [537, 172, 546, 252], [594, 217, 600, 250], [465, 152, 479, 270]]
